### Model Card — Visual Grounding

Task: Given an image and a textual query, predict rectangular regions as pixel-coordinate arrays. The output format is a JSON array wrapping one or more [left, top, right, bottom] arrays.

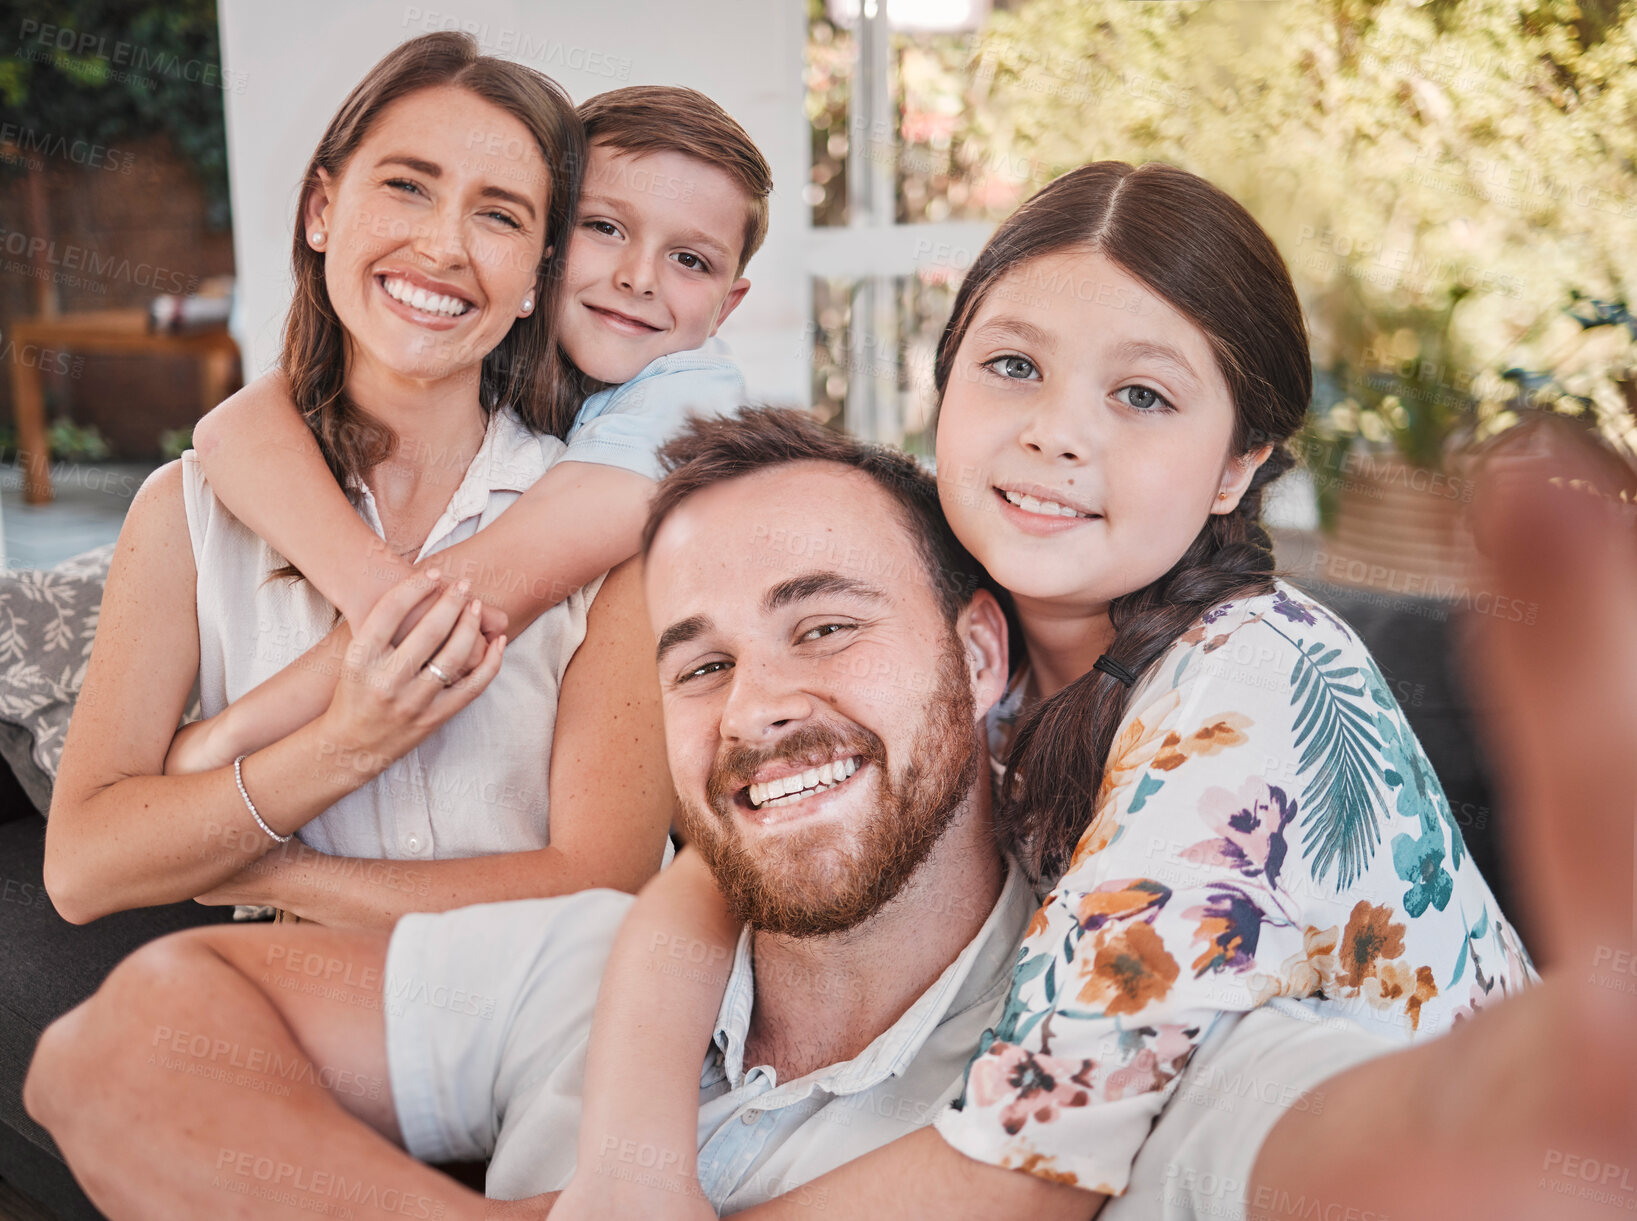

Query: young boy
[[171, 85, 772, 773]]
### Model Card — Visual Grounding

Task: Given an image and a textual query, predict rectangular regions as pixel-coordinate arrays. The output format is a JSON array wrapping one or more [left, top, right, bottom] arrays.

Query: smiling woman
[[285, 40, 584, 486], [41, 33, 678, 929]]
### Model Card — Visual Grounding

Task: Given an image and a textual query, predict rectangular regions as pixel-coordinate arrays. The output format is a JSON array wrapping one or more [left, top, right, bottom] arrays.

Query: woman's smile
[[373, 272, 478, 332], [376, 273, 473, 319]]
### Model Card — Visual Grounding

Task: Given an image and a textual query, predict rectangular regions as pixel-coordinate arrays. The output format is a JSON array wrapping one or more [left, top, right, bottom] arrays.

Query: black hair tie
[[1093, 654, 1138, 688]]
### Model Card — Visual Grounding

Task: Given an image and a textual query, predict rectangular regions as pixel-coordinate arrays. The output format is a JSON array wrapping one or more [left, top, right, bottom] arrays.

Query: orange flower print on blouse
[[945, 581, 1537, 1198], [1099, 689, 1183, 789], [1151, 711, 1252, 772], [1074, 878, 1169, 931], [1338, 901, 1406, 989], [1076, 920, 1180, 1016]]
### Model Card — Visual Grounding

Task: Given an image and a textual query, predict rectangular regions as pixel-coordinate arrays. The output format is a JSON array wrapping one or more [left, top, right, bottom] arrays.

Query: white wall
[[217, 0, 809, 404]]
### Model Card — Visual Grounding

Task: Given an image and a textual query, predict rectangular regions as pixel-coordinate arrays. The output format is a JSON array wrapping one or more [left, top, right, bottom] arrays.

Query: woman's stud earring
[[310, 231, 325, 248], [521, 297, 533, 314], [1218, 492, 1228, 500]]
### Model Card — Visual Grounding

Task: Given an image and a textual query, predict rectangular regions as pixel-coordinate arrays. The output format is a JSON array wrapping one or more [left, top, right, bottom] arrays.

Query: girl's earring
[[520, 297, 534, 315], [310, 231, 326, 249]]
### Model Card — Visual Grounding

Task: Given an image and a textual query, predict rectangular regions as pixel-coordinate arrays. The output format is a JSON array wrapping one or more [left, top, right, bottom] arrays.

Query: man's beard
[[678, 634, 982, 938]]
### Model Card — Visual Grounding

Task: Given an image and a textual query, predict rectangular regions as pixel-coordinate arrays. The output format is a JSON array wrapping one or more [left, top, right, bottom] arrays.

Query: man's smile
[[746, 755, 863, 811]]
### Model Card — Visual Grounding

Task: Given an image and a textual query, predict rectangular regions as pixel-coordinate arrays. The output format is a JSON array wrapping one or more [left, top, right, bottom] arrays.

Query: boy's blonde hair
[[577, 85, 772, 276]]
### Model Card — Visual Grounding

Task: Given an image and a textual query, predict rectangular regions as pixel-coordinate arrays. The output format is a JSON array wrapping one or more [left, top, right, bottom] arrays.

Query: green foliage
[[0, 0, 231, 226], [46, 417, 109, 461], [942, 0, 1637, 466], [157, 425, 192, 460]]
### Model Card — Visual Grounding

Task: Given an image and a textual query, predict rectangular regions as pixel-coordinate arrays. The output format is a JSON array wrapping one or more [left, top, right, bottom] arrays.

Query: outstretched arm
[[1249, 436, 1637, 1220], [25, 922, 496, 1221], [194, 372, 653, 639], [552, 848, 738, 1220], [193, 371, 405, 629], [729, 1127, 1101, 1220]]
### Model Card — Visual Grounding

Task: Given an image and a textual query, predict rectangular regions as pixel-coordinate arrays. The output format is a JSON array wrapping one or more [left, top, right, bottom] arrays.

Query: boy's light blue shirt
[[562, 337, 746, 482]]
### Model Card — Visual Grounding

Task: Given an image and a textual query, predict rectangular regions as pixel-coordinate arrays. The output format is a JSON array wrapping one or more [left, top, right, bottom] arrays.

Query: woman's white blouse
[[180, 407, 604, 861]]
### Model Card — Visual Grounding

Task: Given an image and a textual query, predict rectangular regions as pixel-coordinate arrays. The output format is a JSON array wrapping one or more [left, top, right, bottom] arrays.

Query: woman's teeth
[[748, 756, 861, 810], [1003, 489, 1092, 518], [381, 276, 471, 318]]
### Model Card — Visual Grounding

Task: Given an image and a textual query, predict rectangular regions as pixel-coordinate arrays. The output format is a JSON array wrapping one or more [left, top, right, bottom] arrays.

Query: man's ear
[[708, 278, 751, 336], [957, 588, 1010, 723], [303, 167, 335, 246], [1213, 442, 1274, 514]]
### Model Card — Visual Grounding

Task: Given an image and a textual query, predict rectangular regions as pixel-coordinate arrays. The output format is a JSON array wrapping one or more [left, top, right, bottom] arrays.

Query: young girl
[[167, 82, 770, 778], [43, 34, 684, 927], [553, 161, 1533, 1218]]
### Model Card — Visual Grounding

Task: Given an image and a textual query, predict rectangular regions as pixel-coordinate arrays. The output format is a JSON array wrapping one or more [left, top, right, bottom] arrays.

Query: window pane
[[810, 267, 965, 451]]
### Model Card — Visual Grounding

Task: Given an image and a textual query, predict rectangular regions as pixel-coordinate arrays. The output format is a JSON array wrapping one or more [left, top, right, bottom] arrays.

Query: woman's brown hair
[[281, 31, 586, 497], [934, 161, 1312, 882]]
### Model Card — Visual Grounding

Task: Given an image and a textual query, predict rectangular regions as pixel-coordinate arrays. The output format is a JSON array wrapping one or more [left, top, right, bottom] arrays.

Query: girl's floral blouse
[[938, 580, 1535, 1195]]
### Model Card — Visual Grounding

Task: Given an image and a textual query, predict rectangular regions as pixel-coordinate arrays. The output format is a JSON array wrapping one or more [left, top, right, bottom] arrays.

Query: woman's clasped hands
[[318, 566, 508, 776]]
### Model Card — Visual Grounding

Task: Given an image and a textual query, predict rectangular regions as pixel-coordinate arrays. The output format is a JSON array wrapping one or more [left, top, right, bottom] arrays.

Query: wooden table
[[6, 308, 240, 504]]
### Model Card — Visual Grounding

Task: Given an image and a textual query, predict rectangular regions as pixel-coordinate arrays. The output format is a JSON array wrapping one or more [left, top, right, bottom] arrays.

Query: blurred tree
[[0, 0, 231, 226]]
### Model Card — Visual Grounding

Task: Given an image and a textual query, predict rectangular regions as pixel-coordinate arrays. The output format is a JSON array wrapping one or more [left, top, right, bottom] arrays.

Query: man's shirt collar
[[708, 859, 1033, 1101]]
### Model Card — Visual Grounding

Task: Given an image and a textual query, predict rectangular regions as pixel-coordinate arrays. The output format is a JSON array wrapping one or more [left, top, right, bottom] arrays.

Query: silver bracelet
[[234, 754, 291, 844]]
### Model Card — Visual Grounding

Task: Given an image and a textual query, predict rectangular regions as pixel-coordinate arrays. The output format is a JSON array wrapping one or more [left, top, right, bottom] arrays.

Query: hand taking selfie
[[1462, 436, 1637, 1215], [1250, 432, 1637, 1220]]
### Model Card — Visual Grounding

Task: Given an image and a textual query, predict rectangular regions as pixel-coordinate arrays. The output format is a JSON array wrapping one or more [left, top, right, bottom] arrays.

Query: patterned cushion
[[0, 545, 201, 815], [0, 545, 112, 813]]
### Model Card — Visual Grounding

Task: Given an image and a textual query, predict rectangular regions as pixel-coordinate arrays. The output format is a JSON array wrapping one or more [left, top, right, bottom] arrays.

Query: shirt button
[[741, 1110, 762, 1125], [406, 835, 422, 853]]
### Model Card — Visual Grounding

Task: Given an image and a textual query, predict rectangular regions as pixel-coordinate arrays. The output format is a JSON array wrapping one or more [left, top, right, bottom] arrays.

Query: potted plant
[[1302, 291, 1637, 592], [1299, 289, 1485, 592]]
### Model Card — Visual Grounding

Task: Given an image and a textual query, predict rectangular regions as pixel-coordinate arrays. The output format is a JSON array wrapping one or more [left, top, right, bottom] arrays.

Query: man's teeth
[[381, 276, 471, 317], [748, 756, 861, 810], [1004, 489, 1092, 518]]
